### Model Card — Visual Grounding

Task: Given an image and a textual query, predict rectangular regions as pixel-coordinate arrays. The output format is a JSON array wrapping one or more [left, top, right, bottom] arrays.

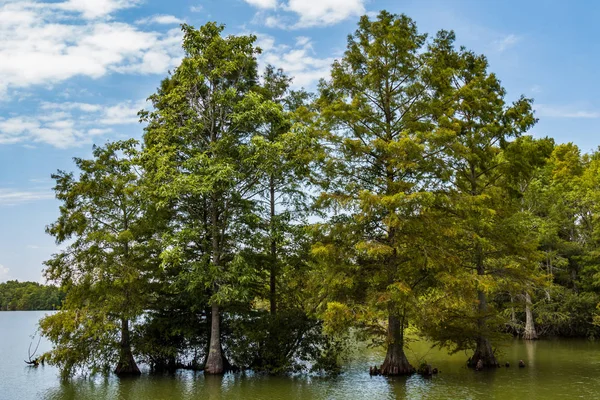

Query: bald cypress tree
[[141, 23, 279, 374], [314, 11, 457, 375]]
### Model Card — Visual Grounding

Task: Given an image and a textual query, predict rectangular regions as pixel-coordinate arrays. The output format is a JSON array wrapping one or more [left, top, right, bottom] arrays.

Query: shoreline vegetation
[[34, 10, 600, 381], [0, 281, 64, 311]]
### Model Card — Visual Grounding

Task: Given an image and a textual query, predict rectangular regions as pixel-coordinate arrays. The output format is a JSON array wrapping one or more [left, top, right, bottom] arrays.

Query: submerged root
[[467, 337, 499, 369], [115, 351, 141, 376]]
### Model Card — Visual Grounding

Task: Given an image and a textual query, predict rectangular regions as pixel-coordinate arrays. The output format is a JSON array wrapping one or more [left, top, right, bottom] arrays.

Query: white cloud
[[285, 0, 364, 27], [190, 5, 203, 12], [244, 0, 278, 9], [100, 100, 147, 125], [255, 33, 277, 51], [493, 34, 520, 52], [536, 104, 600, 119], [0, 1, 183, 96], [0, 189, 54, 206], [0, 264, 10, 282], [295, 36, 311, 47], [264, 15, 287, 29], [258, 34, 332, 88], [0, 99, 149, 147], [249, 0, 365, 28], [57, 0, 141, 19], [40, 102, 103, 113], [135, 14, 184, 25]]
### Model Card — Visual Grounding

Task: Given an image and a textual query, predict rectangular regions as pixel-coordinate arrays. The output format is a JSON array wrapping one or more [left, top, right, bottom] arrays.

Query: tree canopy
[[37, 11, 600, 380]]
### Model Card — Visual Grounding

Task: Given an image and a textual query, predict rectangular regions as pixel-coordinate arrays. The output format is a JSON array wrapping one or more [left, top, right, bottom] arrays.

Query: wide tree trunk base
[[523, 330, 538, 340], [467, 337, 499, 369], [378, 344, 414, 376], [204, 345, 233, 375], [115, 352, 141, 376]]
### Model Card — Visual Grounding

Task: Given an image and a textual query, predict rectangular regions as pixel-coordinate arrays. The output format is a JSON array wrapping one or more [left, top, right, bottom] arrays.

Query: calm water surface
[[2, 311, 600, 399]]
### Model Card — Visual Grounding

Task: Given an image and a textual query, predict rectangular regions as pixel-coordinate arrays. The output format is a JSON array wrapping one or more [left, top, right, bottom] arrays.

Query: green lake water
[[2, 311, 600, 399]]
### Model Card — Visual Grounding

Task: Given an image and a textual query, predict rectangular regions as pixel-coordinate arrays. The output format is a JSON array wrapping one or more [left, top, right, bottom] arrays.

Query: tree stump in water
[[505, 362, 510, 367], [417, 363, 434, 377], [475, 359, 484, 371], [519, 360, 526, 368]]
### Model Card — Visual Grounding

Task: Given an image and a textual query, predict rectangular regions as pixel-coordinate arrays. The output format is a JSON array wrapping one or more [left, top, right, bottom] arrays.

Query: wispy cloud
[[248, 0, 366, 29], [255, 34, 333, 88], [493, 34, 520, 52], [244, 0, 278, 9], [135, 14, 184, 25], [0, 188, 54, 206], [0, 99, 148, 148], [536, 104, 600, 119], [530, 85, 542, 94]]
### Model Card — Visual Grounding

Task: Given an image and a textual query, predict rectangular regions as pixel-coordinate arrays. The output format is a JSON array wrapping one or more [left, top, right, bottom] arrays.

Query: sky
[[1, 0, 600, 283]]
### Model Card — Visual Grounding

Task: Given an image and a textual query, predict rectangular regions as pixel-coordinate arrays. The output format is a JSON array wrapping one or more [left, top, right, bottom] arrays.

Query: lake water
[[2, 311, 600, 399]]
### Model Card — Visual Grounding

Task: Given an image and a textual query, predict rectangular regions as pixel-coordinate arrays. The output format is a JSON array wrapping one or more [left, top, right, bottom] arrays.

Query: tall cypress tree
[[314, 11, 456, 375], [141, 23, 278, 374]]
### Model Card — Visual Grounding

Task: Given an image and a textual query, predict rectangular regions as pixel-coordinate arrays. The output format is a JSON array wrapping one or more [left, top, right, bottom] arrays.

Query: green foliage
[[536, 287, 600, 338], [40, 139, 161, 378], [134, 304, 209, 372], [141, 22, 278, 307], [225, 309, 344, 374], [313, 12, 460, 363], [0, 280, 64, 310], [36, 13, 600, 380], [39, 307, 119, 379]]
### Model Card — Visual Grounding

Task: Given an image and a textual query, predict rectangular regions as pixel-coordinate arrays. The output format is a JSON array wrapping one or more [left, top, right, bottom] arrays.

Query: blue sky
[[1, 0, 599, 283]]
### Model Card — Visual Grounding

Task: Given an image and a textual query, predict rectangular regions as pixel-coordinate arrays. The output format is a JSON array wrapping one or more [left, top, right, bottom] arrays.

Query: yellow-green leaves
[[42, 140, 161, 378], [323, 302, 354, 336]]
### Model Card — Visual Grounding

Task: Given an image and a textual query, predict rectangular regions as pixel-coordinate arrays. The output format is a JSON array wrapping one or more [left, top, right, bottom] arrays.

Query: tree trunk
[[523, 291, 538, 340], [115, 318, 141, 376], [269, 176, 277, 316], [204, 302, 226, 374], [205, 194, 228, 375], [468, 240, 499, 369], [468, 288, 499, 368], [380, 313, 414, 376], [468, 335, 498, 368]]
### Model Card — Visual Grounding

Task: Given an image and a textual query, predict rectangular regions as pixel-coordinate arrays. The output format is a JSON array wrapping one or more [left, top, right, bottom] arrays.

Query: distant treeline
[[0, 280, 64, 311]]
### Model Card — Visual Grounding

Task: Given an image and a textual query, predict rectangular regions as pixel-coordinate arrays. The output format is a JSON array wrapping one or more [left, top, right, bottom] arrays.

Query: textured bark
[[205, 192, 228, 375], [468, 242, 498, 369], [269, 176, 277, 317], [379, 314, 414, 376], [204, 302, 225, 374], [114, 318, 141, 376], [468, 335, 498, 368], [523, 291, 538, 340]]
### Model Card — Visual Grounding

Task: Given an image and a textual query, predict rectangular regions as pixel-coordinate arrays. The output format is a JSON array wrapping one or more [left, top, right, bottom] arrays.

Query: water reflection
[[525, 339, 536, 368], [7, 313, 600, 399]]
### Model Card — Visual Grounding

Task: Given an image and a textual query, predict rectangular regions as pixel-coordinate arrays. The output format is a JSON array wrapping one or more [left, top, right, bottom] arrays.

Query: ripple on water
[[3, 312, 600, 400]]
